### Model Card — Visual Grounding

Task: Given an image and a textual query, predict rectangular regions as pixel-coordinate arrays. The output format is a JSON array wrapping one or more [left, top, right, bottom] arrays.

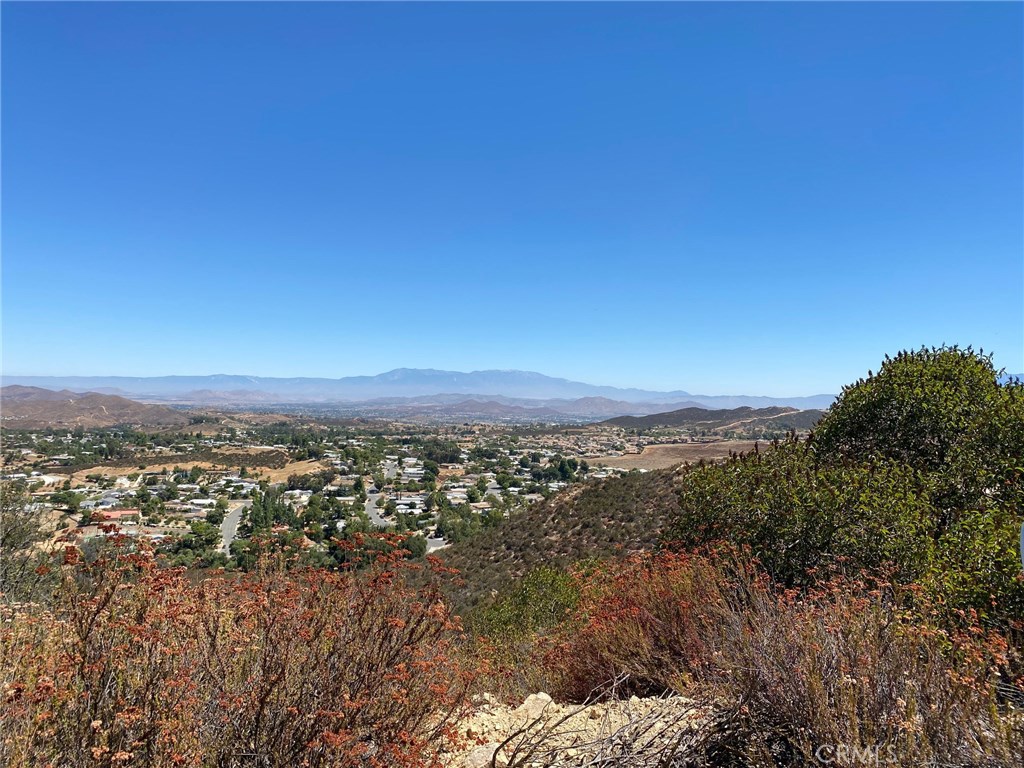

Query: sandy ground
[[586, 441, 762, 470], [437, 464, 466, 482]]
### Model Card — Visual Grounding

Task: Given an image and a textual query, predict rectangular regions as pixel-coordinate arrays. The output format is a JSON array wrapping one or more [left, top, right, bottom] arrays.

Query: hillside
[[603, 405, 824, 431], [0, 385, 191, 429], [439, 469, 683, 611]]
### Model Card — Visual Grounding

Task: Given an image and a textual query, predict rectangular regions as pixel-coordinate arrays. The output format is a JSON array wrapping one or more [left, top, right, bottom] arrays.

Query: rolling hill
[[603, 405, 825, 431], [0, 386, 191, 429]]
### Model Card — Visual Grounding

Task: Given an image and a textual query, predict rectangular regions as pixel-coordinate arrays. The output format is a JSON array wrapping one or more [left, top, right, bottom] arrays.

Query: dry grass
[[67, 451, 307, 484], [586, 441, 761, 471], [255, 458, 329, 483], [69, 461, 219, 483]]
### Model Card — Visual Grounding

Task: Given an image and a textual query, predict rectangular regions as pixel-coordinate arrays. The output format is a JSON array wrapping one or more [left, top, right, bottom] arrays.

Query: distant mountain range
[[0, 386, 190, 429], [2, 369, 837, 412]]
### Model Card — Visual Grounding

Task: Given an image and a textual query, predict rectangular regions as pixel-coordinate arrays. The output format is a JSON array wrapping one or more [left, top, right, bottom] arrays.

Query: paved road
[[362, 460, 400, 528], [364, 490, 393, 528], [425, 536, 448, 552], [219, 499, 250, 553]]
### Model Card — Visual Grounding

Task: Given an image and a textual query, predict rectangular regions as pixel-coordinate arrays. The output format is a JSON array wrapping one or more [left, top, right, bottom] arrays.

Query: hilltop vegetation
[[464, 347, 1024, 762], [463, 346, 1024, 625]]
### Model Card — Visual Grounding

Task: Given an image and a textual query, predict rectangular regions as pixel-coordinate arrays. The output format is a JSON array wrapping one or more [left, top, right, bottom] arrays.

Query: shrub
[[814, 345, 1024, 516], [467, 566, 582, 701], [665, 377, 1023, 625], [665, 441, 937, 588], [538, 551, 743, 701], [929, 504, 1024, 629], [529, 552, 1024, 766], [704, 578, 1024, 767], [0, 538, 474, 767], [471, 565, 581, 642]]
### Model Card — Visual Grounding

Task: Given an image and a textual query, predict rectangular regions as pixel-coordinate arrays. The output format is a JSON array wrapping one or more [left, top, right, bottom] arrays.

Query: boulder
[[514, 692, 553, 721]]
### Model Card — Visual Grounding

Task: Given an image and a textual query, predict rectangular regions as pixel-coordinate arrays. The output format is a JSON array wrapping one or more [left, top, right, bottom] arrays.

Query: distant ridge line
[[1, 368, 837, 411]]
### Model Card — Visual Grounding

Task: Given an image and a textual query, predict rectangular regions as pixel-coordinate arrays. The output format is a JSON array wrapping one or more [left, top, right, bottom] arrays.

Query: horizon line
[[0, 368, 839, 400]]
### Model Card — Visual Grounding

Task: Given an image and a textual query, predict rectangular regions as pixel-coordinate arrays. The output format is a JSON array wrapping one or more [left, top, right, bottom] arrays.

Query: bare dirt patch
[[587, 441, 761, 470], [447, 692, 703, 767], [253, 459, 329, 484], [437, 464, 465, 482]]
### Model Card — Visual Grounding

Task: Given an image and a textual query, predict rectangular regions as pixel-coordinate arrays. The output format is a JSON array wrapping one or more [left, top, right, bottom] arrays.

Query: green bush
[[471, 566, 580, 642], [666, 441, 937, 587], [663, 347, 1024, 627], [929, 504, 1024, 628], [467, 566, 581, 701], [815, 345, 1024, 516]]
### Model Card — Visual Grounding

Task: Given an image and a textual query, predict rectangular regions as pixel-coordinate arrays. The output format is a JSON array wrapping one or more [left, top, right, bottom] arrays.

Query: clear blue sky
[[3, 2, 1021, 396]]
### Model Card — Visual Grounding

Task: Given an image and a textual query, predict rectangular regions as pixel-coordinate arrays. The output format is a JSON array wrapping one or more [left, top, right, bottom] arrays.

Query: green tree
[[814, 345, 1024, 518], [665, 347, 1024, 626]]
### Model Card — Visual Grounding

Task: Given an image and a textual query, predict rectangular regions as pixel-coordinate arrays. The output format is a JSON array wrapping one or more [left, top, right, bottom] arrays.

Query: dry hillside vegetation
[[2, 347, 1022, 768], [440, 469, 683, 611]]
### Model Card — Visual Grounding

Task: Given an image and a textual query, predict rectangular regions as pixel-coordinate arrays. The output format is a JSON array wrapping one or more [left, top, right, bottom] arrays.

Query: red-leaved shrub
[[1, 535, 474, 767], [534, 551, 1023, 765]]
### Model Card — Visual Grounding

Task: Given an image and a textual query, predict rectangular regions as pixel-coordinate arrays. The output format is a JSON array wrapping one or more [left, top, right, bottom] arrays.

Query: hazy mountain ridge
[[2, 369, 836, 411]]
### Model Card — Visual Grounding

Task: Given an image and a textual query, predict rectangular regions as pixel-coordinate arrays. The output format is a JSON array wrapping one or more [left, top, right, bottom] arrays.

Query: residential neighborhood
[[2, 418, 683, 567]]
